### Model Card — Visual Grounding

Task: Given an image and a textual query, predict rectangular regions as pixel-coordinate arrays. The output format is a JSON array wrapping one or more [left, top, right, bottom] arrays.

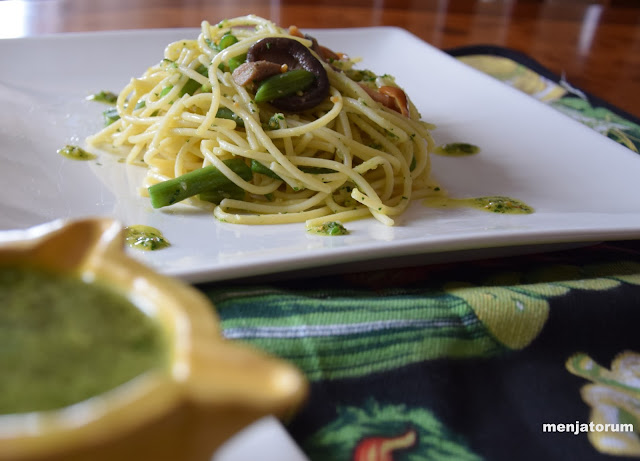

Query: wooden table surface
[[1, 0, 638, 118]]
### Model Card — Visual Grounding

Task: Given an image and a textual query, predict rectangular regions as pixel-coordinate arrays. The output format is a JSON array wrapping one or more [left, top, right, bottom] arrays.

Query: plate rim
[[1, 25, 639, 283]]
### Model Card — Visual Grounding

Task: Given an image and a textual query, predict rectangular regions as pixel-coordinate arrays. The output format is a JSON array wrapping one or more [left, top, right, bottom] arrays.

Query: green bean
[[158, 85, 173, 98], [301, 166, 336, 174], [179, 64, 209, 96], [148, 158, 252, 208], [228, 53, 246, 72], [198, 183, 245, 204], [103, 99, 147, 126], [156, 64, 210, 99], [254, 69, 315, 103], [218, 32, 238, 50], [216, 107, 245, 127], [250, 159, 335, 180], [251, 159, 281, 179]]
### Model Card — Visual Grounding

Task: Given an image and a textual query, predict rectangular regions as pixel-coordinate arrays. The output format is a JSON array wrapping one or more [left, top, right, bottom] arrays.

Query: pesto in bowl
[[0, 266, 168, 415]]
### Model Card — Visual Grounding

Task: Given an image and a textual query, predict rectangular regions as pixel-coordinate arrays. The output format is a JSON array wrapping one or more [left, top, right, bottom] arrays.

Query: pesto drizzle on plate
[[424, 195, 534, 214], [125, 225, 171, 251], [309, 221, 349, 236], [57, 145, 96, 161], [434, 143, 480, 156], [88, 90, 118, 105]]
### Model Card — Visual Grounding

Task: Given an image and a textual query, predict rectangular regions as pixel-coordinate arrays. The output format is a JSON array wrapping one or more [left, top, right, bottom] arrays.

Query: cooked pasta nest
[[87, 15, 437, 228]]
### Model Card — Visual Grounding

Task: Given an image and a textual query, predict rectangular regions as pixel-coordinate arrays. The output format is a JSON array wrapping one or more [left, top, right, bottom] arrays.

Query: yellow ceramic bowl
[[0, 218, 308, 461]]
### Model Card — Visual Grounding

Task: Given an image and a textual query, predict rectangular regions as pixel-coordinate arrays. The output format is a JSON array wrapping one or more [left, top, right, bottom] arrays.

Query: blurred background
[[0, 0, 638, 117]]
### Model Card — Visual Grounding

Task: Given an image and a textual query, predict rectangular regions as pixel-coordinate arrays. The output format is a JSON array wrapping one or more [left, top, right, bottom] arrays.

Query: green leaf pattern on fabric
[[458, 54, 640, 154], [208, 261, 640, 382], [443, 283, 560, 350], [303, 399, 483, 461], [551, 98, 640, 153], [446, 261, 640, 350], [216, 288, 503, 381]]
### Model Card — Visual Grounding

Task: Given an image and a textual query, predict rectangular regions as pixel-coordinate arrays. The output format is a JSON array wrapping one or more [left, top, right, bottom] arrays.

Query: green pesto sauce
[[424, 195, 534, 214], [88, 90, 118, 105], [434, 143, 480, 156], [309, 221, 349, 236], [57, 144, 96, 161], [0, 266, 167, 414], [125, 225, 170, 251]]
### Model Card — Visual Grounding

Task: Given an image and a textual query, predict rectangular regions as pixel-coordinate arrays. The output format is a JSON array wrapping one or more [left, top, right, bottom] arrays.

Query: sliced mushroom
[[379, 86, 410, 117], [246, 37, 330, 112], [288, 25, 342, 63], [232, 60, 283, 86], [359, 84, 410, 117]]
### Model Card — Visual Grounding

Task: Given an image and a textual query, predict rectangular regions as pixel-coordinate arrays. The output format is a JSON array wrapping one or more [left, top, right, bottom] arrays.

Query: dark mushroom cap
[[247, 37, 330, 112]]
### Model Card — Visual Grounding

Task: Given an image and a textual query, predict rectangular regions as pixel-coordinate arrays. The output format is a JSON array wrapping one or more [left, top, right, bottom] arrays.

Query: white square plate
[[1, 26, 639, 283]]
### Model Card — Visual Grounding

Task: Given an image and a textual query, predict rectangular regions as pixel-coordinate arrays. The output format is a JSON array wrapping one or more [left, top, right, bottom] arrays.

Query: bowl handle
[[185, 339, 308, 419], [1, 218, 123, 271]]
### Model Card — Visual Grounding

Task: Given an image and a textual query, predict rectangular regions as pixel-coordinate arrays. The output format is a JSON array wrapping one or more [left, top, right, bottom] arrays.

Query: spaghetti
[[87, 15, 436, 228]]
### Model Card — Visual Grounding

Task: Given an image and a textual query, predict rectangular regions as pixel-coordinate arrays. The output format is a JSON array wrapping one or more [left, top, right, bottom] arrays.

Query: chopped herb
[[162, 58, 178, 68], [102, 107, 120, 126], [265, 113, 285, 130], [345, 69, 378, 82]]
